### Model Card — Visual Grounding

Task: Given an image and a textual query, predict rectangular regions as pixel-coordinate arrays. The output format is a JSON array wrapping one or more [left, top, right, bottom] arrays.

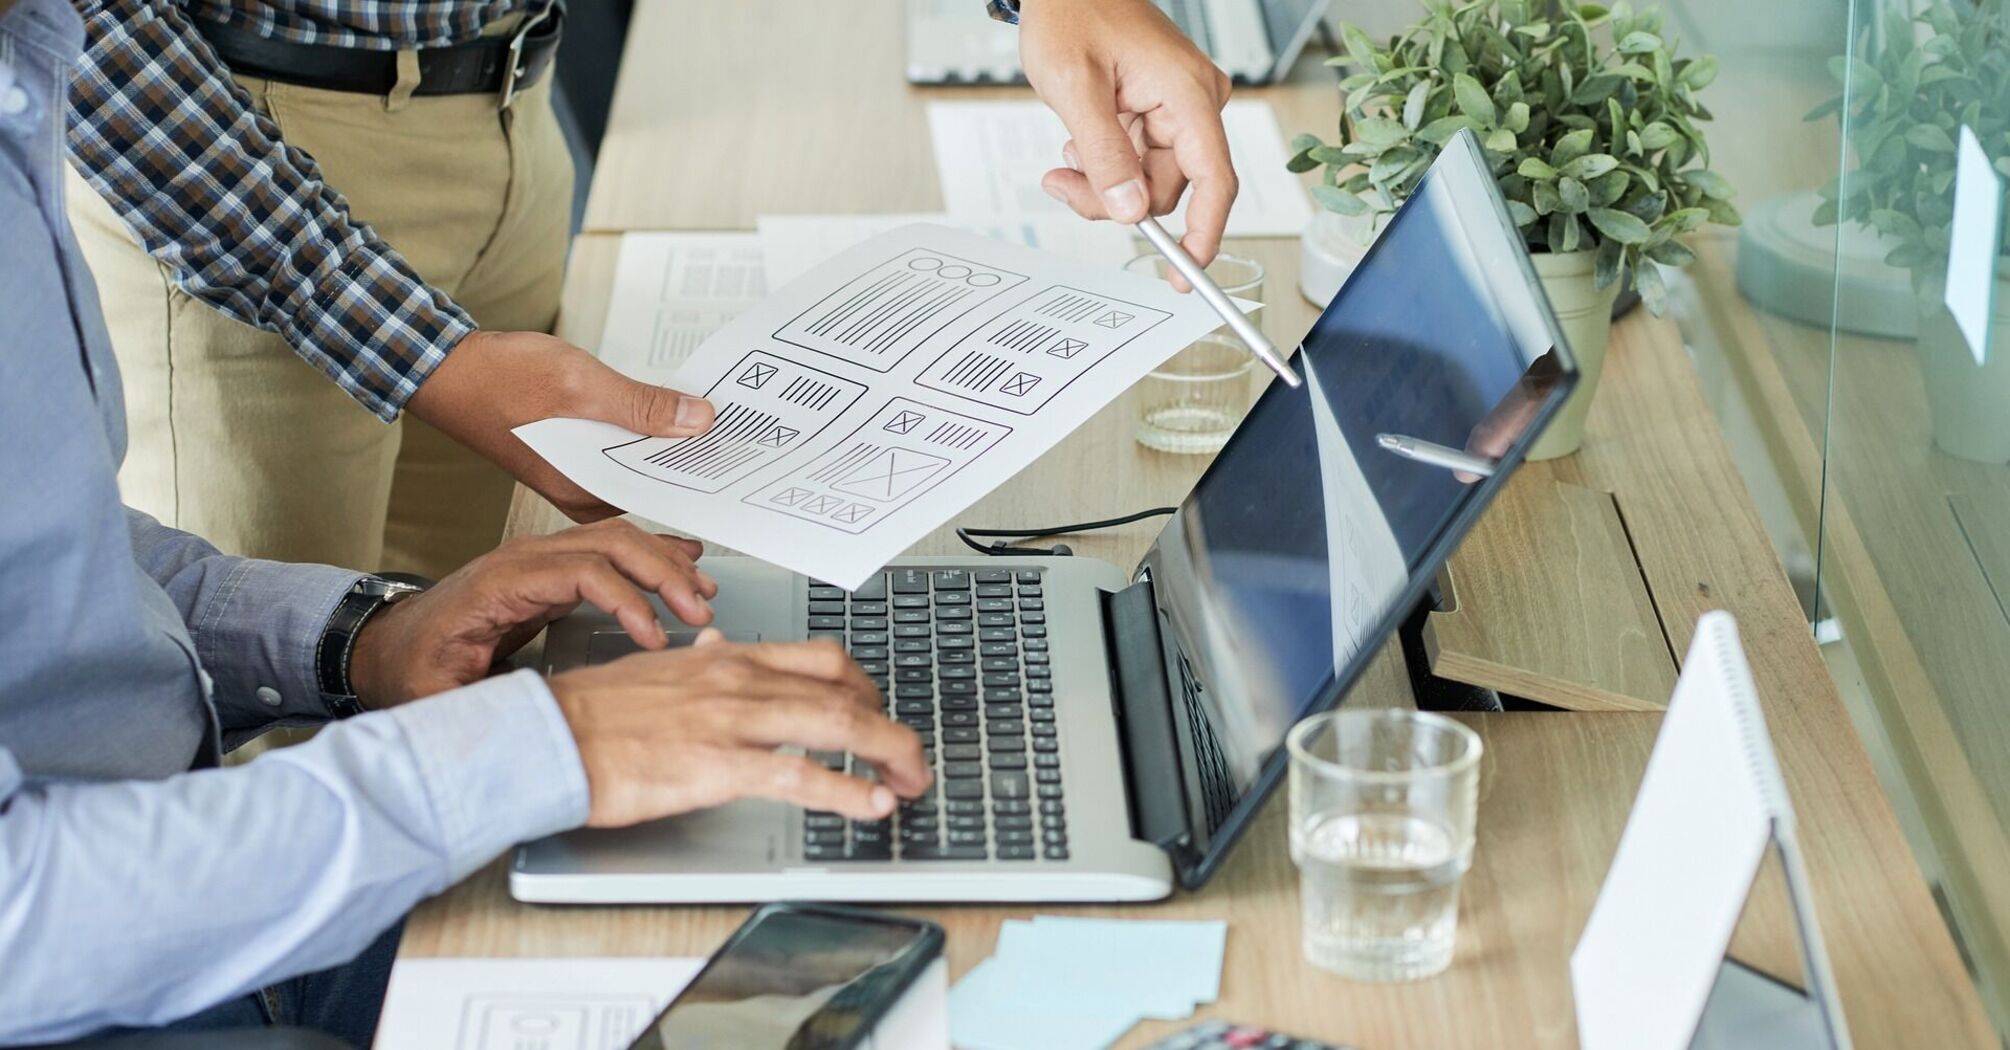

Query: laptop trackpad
[[554, 799, 790, 875]]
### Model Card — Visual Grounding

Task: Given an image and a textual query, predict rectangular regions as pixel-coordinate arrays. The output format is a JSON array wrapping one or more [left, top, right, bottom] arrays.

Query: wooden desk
[[400, 5, 1995, 1047]]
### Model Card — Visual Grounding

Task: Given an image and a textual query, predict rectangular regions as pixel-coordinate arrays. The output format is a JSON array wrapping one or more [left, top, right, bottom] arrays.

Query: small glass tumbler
[[1123, 252, 1265, 454], [1286, 709, 1483, 982]]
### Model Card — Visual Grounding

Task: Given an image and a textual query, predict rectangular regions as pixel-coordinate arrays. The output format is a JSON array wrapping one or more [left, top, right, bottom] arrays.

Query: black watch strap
[[986, 0, 1022, 24], [316, 577, 423, 717]]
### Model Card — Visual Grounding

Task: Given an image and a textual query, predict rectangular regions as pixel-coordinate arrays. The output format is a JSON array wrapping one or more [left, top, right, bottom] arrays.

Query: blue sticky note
[[950, 958, 1140, 1050], [1026, 916, 1229, 1010]]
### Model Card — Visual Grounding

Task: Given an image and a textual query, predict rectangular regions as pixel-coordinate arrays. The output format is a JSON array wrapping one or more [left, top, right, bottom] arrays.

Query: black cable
[[954, 506, 1178, 557]]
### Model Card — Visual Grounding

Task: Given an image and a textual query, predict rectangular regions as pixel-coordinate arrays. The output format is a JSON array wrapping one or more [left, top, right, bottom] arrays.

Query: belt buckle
[[498, 5, 552, 110]]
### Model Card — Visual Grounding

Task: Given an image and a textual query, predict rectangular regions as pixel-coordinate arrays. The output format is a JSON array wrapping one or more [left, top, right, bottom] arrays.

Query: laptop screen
[[1137, 133, 1573, 868]]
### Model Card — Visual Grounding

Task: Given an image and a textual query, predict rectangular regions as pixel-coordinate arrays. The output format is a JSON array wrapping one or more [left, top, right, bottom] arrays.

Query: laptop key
[[995, 815, 1033, 830], [978, 613, 1014, 627], [976, 570, 1011, 584], [1040, 799, 1064, 815], [983, 705, 1021, 721], [977, 598, 1013, 613], [938, 635, 975, 650], [938, 650, 976, 665], [1035, 768, 1062, 783], [850, 601, 888, 615], [989, 753, 1028, 770], [989, 720, 1024, 735], [946, 814, 986, 831], [1016, 570, 1041, 583], [981, 657, 1018, 672], [943, 712, 978, 726], [849, 575, 888, 601], [976, 584, 1013, 598], [997, 845, 1036, 860], [996, 830, 1034, 845], [805, 830, 845, 845], [931, 571, 971, 590], [853, 631, 889, 645], [851, 646, 888, 660], [804, 844, 847, 861], [943, 762, 983, 779], [904, 836, 988, 852], [894, 638, 931, 653], [943, 744, 981, 761], [944, 779, 984, 799], [991, 771, 1030, 798], [895, 625, 931, 639], [935, 606, 974, 621], [989, 738, 1028, 753], [1043, 846, 1070, 860], [808, 586, 846, 601], [891, 569, 931, 594], [1037, 784, 1063, 799], [1022, 626, 1048, 639], [982, 674, 1019, 688], [1033, 739, 1059, 753], [804, 812, 844, 828], [941, 696, 978, 711], [894, 610, 931, 624], [979, 627, 1016, 642], [1017, 585, 1043, 598], [937, 621, 973, 635], [809, 615, 846, 630], [980, 642, 1017, 656], [946, 829, 987, 846], [1024, 638, 1049, 652], [946, 799, 985, 814], [1034, 754, 1061, 769], [809, 600, 847, 616], [893, 595, 930, 609], [857, 662, 888, 676]]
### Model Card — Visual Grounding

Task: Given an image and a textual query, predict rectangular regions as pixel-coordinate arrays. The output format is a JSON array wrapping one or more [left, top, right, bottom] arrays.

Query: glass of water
[[1122, 252, 1264, 454], [1286, 709, 1483, 982]]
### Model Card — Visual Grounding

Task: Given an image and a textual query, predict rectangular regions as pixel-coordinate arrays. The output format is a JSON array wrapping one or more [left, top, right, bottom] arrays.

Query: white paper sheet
[[374, 956, 949, 1050], [758, 213, 1139, 289], [597, 233, 768, 381], [519, 223, 1238, 590], [925, 100, 1313, 237]]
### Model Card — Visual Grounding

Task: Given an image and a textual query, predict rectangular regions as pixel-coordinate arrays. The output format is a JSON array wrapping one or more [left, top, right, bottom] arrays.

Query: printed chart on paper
[[517, 224, 1252, 589]]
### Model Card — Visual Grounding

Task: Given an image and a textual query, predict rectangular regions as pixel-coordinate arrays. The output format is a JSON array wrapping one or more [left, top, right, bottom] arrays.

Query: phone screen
[[627, 906, 936, 1050]]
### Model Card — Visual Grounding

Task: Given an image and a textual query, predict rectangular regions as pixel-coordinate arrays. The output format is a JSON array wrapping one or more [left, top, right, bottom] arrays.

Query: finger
[[529, 554, 668, 649], [536, 520, 715, 625], [1143, 150, 1190, 215], [1038, 65, 1148, 222], [1167, 93, 1238, 267], [567, 356, 716, 437], [729, 750, 899, 822], [693, 627, 726, 647], [1041, 167, 1109, 219], [729, 697, 930, 797], [732, 638, 873, 686]]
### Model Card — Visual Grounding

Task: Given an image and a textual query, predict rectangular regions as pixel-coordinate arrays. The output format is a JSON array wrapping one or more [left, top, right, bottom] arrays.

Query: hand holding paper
[[516, 223, 1251, 589]]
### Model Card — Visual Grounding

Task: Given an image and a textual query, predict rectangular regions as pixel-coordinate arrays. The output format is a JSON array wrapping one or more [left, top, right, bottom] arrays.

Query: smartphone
[[623, 902, 945, 1050]]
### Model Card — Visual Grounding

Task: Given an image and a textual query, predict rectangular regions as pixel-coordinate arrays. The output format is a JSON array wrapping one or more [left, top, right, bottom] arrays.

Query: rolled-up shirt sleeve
[[0, 669, 590, 1045], [126, 510, 362, 738], [65, 0, 474, 421]]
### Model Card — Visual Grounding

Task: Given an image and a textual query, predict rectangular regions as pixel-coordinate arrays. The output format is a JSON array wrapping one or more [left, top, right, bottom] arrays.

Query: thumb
[[572, 358, 715, 437], [1044, 70, 1147, 222], [693, 627, 726, 647]]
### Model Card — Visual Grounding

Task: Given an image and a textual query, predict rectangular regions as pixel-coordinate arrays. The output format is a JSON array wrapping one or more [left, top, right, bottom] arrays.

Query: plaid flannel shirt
[[63, 2, 547, 421]]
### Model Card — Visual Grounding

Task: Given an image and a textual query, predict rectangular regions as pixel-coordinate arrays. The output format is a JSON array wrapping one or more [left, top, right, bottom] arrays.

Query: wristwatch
[[316, 576, 426, 717], [985, 0, 1021, 24]]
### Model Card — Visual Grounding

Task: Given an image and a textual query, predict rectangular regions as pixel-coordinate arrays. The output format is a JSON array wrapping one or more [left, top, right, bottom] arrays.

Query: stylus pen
[[1135, 216, 1300, 389], [1376, 432, 1498, 477]]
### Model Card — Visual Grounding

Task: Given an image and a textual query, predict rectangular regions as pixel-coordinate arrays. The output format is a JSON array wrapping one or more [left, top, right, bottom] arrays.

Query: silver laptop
[[904, 0, 1330, 86], [512, 132, 1579, 905]]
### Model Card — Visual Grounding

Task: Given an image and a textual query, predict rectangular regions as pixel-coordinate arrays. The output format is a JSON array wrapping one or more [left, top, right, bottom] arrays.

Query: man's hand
[[553, 631, 932, 826], [349, 519, 718, 707], [1019, 0, 1237, 267], [405, 330, 717, 522]]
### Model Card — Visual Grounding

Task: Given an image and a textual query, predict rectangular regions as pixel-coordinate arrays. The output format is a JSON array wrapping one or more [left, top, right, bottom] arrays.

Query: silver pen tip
[[1376, 432, 1402, 449]]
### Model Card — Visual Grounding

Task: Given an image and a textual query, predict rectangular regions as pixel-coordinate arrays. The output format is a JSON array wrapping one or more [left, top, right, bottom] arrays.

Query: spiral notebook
[[1571, 611, 1853, 1050]]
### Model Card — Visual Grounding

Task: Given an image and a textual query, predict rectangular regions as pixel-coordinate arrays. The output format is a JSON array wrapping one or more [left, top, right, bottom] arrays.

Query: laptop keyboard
[[801, 567, 1070, 863]]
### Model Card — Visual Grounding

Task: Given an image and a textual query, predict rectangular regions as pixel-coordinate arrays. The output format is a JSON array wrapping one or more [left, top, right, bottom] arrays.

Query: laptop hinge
[[1099, 576, 1196, 861]]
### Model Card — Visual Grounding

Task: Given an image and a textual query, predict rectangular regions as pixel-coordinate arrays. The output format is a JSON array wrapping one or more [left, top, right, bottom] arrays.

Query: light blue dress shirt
[[0, 0, 589, 1040]]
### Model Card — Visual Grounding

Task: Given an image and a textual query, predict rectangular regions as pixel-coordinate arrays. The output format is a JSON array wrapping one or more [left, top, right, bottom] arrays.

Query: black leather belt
[[195, 5, 562, 106]]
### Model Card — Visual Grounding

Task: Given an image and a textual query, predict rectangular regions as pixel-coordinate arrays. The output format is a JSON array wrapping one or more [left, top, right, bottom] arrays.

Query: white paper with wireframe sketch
[[516, 223, 1244, 590], [1571, 611, 1851, 1050]]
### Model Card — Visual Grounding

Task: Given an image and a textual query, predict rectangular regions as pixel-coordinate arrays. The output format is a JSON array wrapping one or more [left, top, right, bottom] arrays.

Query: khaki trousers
[[67, 67, 573, 579]]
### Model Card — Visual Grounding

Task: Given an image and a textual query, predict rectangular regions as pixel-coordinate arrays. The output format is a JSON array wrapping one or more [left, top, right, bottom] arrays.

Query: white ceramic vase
[[1915, 272, 2010, 464], [1298, 210, 1379, 308], [1526, 250, 1623, 461]]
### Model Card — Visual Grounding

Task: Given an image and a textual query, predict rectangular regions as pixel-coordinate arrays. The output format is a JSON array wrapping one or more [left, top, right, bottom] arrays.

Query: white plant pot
[[1915, 274, 2010, 464], [1527, 250, 1623, 461], [1299, 210, 1380, 308]]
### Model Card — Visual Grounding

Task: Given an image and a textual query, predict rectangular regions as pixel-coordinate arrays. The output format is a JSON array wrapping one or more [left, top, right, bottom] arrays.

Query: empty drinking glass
[[1123, 253, 1264, 454], [1286, 709, 1483, 982]]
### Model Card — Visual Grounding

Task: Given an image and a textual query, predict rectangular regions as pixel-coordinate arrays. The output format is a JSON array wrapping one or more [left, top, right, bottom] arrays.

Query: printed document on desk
[[758, 213, 1138, 288], [374, 956, 948, 1050], [596, 232, 767, 382], [518, 223, 1243, 590], [926, 100, 1313, 237]]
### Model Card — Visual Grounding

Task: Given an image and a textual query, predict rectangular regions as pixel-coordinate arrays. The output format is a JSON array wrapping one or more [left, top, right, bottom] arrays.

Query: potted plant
[[1289, 0, 1738, 459], [1811, 0, 2010, 464]]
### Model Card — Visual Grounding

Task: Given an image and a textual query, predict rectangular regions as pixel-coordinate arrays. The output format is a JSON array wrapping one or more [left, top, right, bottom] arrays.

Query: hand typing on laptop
[[345, 518, 932, 823]]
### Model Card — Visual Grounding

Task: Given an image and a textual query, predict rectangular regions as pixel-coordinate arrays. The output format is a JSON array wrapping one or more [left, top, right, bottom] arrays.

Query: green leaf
[[1636, 260, 1668, 315], [1704, 197, 1743, 226], [1340, 23, 1380, 72], [1646, 239, 1698, 267], [1311, 185, 1370, 216], [1353, 116, 1410, 149], [1591, 170, 1631, 206], [1286, 147, 1321, 173], [1588, 207, 1652, 243], [1683, 169, 1735, 199], [1551, 128, 1596, 166], [1618, 30, 1663, 53], [1484, 127, 1520, 153], [1663, 206, 1709, 233], [1532, 180, 1562, 215], [1559, 176, 1591, 212], [1905, 124, 1958, 152], [1370, 147, 1423, 184], [1417, 114, 1480, 145], [1453, 72, 1498, 125], [1639, 122, 1682, 150], [1802, 96, 1844, 122], [1290, 132, 1322, 153], [1506, 199, 1540, 227], [1561, 153, 1620, 180], [1811, 197, 1840, 226], [1679, 55, 1720, 90], [1868, 208, 1923, 239], [1595, 238, 1625, 288], [1402, 80, 1433, 130], [1504, 101, 1531, 134], [1518, 157, 1560, 179]]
